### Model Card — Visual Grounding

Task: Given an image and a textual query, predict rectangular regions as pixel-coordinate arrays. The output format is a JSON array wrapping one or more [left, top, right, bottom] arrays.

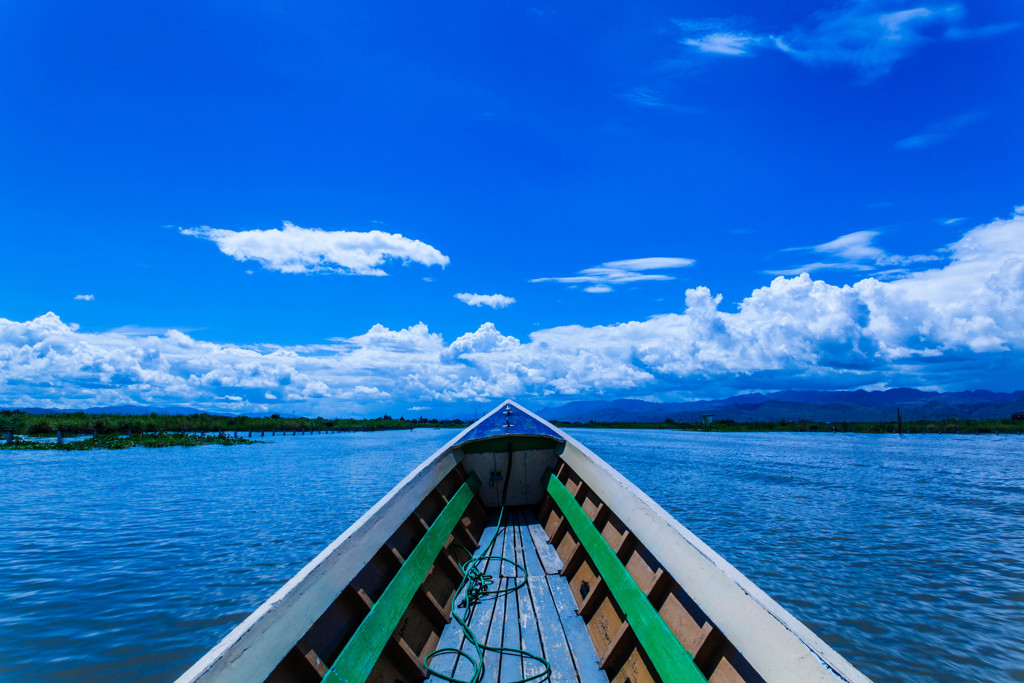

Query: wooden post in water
[[57, 430, 63, 445], [5, 430, 12, 444]]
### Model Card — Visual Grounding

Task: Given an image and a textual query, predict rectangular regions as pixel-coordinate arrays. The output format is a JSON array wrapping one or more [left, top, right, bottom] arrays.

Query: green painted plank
[[545, 474, 708, 683], [324, 473, 481, 683]]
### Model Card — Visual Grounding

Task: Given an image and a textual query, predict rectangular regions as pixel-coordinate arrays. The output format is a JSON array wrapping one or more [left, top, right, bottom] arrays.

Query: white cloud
[[677, 4, 1016, 80], [455, 293, 516, 309], [180, 221, 449, 275], [603, 257, 696, 271], [895, 111, 987, 150], [74, 294, 95, 301], [3, 207, 1024, 411], [532, 256, 695, 292], [771, 230, 940, 275], [683, 32, 760, 55]]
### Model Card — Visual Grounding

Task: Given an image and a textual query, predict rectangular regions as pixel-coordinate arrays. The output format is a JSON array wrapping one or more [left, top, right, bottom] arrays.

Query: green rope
[[424, 507, 551, 683]]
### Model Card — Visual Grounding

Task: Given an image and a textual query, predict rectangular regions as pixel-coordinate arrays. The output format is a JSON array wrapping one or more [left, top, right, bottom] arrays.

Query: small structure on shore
[[700, 413, 715, 424]]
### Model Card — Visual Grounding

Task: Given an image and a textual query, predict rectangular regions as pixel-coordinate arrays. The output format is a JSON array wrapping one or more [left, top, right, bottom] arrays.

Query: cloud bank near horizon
[[4, 208, 1024, 413]]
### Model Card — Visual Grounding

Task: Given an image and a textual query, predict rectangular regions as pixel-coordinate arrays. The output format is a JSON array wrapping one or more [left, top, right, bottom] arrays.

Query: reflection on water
[[0, 429, 1021, 682]]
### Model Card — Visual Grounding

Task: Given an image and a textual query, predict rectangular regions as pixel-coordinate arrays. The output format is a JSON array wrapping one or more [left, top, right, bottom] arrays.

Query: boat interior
[[266, 463, 762, 683], [183, 402, 865, 683]]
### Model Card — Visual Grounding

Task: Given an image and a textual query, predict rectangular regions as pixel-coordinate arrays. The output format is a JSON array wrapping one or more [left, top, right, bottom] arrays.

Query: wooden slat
[[482, 525, 509, 683], [547, 576, 607, 683], [546, 473, 707, 683], [561, 539, 587, 579], [501, 520, 524, 683], [519, 513, 580, 683], [323, 474, 480, 683], [598, 621, 634, 671], [295, 637, 329, 677], [514, 512, 548, 683], [645, 568, 672, 604], [414, 587, 449, 627], [576, 577, 607, 620], [394, 636, 428, 678], [528, 520, 564, 574]]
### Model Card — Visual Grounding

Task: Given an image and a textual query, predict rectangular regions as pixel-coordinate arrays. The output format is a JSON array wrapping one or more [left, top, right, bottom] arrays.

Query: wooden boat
[[177, 401, 870, 683]]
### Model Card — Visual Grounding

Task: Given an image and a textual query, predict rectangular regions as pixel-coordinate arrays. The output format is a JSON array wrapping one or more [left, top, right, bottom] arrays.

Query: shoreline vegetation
[[1, 432, 253, 450], [0, 410, 1019, 451], [0, 411, 470, 451]]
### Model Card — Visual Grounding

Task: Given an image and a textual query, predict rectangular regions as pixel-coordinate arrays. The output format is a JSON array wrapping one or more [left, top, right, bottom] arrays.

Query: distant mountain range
[[538, 389, 1024, 423]]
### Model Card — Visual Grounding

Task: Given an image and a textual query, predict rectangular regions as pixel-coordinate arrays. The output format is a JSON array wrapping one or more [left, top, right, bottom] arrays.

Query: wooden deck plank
[[481, 525, 509, 683], [500, 518, 524, 683], [518, 511, 581, 683], [426, 517, 502, 681], [514, 512, 551, 682], [547, 577, 607, 683], [528, 517, 565, 575]]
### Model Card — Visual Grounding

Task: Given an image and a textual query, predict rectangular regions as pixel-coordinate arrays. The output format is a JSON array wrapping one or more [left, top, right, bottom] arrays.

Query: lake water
[[0, 429, 1021, 682]]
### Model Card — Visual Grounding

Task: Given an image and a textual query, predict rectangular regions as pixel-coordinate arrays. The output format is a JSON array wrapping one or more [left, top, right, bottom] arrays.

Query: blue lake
[[0, 429, 1021, 682]]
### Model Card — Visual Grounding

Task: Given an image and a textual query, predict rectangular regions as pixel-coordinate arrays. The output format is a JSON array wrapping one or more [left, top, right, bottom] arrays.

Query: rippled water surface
[[0, 429, 1021, 682]]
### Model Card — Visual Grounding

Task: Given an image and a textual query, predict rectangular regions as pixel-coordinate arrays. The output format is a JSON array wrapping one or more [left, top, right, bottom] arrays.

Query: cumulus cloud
[[771, 230, 940, 275], [455, 293, 516, 309], [180, 221, 449, 275], [3, 208, 1024, 412], [532, 256, 695, 292], [677, 3, 1016, 80], [74, 294, 95, 301]]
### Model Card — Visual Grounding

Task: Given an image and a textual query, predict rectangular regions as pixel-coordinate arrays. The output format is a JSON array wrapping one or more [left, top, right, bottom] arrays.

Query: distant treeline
[[0, 432, 251, 451], [554, 417, 1024, 434], [0, 410, 469, 436]]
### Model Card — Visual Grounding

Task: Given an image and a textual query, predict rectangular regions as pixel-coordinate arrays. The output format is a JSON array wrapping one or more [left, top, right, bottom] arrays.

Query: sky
[[1, 0, 1022, 417]]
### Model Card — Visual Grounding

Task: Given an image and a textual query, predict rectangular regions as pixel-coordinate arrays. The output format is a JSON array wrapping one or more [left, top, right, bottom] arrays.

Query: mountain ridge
[[539, 389, 1024, 423]]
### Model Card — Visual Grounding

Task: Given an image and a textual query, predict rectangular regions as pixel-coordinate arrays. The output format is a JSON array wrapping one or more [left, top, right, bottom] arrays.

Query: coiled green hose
[[424, 507, 551, 683]]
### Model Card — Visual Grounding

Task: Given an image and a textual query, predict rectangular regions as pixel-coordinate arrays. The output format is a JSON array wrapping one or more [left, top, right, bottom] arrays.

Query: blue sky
[[1, 1, 1022, 416]]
